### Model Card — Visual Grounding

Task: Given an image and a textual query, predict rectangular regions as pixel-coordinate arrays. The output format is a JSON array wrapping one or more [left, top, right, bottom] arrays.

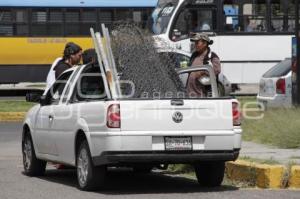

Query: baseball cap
[[190, 33, 213, 45]]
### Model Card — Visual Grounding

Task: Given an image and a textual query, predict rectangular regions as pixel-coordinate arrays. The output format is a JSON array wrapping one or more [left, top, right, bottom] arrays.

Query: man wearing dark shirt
[[54, 42, 82, 78]]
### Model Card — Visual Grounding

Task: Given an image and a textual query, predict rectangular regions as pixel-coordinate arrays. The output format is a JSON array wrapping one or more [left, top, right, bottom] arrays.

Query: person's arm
[[46, 58, 62, 89], [211, 57, 221, 75]]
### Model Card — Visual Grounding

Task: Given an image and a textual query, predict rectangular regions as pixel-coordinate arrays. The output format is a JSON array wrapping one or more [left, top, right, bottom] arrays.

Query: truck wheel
[[77, 141, 106, 191], [22, 133, 46, 176], [194, 161, 225, 187]]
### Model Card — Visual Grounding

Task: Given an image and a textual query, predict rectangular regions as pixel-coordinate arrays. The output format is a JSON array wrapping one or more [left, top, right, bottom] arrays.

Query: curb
[[289, 165, 300, 188], [226, 160, 285, 188], [0, 112, 25, 122]]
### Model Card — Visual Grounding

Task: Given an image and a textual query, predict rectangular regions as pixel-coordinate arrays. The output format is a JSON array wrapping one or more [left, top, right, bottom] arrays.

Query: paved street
[[0, 122, 299, 199]]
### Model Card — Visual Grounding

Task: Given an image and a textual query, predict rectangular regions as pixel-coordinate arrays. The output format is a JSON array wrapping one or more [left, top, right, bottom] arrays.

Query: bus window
[[31, 9, 47, 36], [116, 9, 133, 21], [49, 9, 63, 22], [49, 9, 63, 36], [223, 0, 240, 32], [132, 10, 143, 28], [133, 11, 142, 23], [65, 9, 80, 36], [82, 9, 97, 36], [15, 9, 29, 36], [0, 9, 13, 36], [99, 9, 114, 29], [242, 0, 267, 32], [190, 9, 213, 32], [288, 0, 295, 32], [16, 9, 28, 23], [270, 0, 285, 32], [171, 7, 216, 41], [152, 0, 179, 35], [82, 9, 97, 22]]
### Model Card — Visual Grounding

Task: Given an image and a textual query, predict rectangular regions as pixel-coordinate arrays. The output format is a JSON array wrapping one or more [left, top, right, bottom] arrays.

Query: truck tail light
[[107, 104, 120, 128], [232, 102, 241, 126], [276, 78, 286, 94]]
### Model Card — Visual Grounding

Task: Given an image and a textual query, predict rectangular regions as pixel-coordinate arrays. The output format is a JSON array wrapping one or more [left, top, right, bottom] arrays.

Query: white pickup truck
[[23, 62, 242, 191]]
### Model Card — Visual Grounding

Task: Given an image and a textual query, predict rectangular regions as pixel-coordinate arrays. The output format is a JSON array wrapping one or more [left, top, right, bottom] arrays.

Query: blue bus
[[0, 0, 157, 83]]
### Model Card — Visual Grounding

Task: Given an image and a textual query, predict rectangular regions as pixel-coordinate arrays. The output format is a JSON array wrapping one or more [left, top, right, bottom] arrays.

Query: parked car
[[257, 58, 292, 108], [157, 48, 232, 96], [22, 62, 242, 191]]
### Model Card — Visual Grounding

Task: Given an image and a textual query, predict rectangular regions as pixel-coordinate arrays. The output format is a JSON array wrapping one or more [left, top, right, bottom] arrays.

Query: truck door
[[35, 71, 73, 156]]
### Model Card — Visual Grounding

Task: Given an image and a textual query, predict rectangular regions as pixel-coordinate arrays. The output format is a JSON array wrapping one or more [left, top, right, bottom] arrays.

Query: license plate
[[164, 137, 192, 151]]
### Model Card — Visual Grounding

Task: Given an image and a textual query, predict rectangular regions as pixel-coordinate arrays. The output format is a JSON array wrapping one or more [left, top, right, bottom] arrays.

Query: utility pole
[[293, 0, 300, 105]]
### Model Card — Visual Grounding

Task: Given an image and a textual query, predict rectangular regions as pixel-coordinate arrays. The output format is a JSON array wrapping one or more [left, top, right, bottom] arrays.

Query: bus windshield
[[152, 0, 179, 35]]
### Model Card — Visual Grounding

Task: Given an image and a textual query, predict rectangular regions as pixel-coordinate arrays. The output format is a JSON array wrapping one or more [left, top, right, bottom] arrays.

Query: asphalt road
[[0, 122, 299, 199]]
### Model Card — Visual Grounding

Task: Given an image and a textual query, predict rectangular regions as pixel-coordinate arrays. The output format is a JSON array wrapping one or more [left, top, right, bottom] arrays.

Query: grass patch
[[289, 156, 300, 160], [236, 96, 257, 108], [242, 107, 300, 149], [167, 164, 194, 174], [165, 164, 196, 181], [239, 156, 280, 165], [25, 84, 46, 88], [236, 96, 300, 148], [0, 100, 36, 112]]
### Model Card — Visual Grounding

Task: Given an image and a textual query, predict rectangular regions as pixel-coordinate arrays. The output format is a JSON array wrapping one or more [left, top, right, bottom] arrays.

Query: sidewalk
[[241, 141, 300, 165], [231, 84, 259, 96]]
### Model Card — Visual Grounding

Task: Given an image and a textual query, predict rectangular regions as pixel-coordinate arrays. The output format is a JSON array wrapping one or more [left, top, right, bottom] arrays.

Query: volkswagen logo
[[172, 112, 183, 123]]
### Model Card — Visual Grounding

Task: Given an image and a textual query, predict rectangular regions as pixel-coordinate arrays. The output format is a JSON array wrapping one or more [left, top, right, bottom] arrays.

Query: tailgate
[[120, 99, 233, 131]]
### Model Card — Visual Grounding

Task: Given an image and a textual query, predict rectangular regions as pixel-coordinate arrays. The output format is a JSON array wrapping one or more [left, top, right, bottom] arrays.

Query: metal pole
[[296, 0, 300, 105], [90, 28, 112, 99], [101, 24, 121, 97]]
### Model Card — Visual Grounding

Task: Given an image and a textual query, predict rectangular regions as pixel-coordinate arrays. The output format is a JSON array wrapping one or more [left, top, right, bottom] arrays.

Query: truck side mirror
[[39, 95, 48, 106], [26, 92, 42, 103]]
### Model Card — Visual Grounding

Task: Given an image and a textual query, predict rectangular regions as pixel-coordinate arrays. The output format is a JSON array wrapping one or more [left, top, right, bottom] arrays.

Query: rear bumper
[[92, 149, 240, 166], [257, 95, 292, 108], [89, 129, 242, 166]]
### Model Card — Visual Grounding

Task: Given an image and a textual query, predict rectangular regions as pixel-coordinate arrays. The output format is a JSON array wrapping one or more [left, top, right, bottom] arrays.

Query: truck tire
[[76, 141, 106, 191], [22, 133, 46, 176], [194, 161, 225, 187]]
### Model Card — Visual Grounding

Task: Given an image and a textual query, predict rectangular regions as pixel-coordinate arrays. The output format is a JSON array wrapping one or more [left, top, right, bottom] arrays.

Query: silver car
[[257, 58, 292, 108]]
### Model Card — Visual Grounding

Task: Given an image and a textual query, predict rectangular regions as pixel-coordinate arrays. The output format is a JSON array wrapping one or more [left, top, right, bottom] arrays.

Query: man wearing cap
[[45, 42, 82, 91], [187, 33, 221, 97]]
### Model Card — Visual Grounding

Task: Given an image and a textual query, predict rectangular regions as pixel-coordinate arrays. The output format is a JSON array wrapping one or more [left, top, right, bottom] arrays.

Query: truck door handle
[[171, 100, 184, 106]]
